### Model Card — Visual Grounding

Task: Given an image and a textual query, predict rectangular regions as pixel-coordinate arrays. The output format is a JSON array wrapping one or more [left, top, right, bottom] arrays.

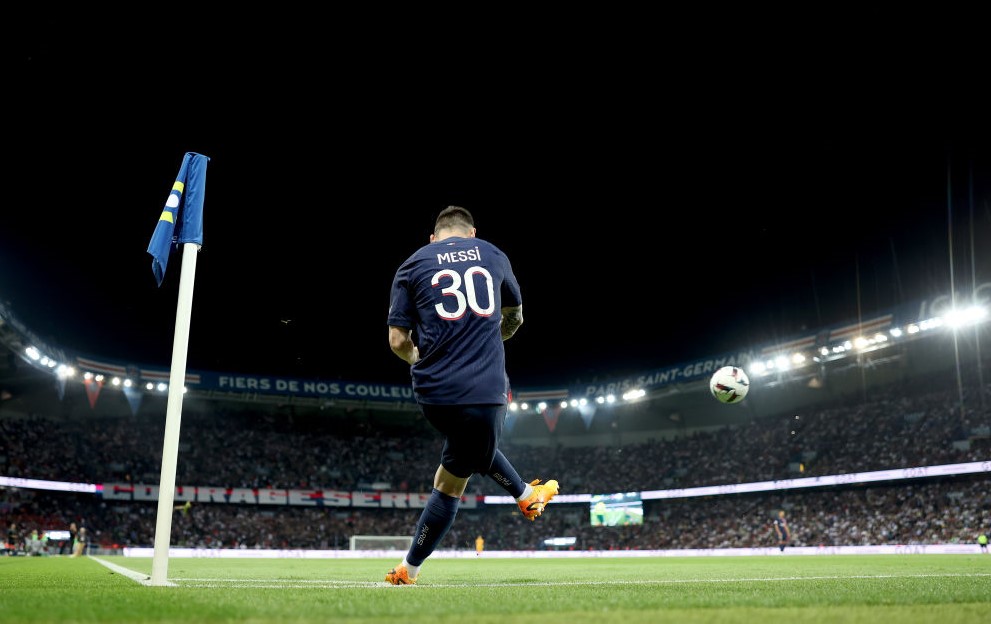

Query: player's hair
[[434, 205, 475, 235]]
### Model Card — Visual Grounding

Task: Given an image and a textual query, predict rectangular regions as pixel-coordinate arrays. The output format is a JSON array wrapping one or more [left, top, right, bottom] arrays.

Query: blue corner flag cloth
[[147, 152, 210, 287]]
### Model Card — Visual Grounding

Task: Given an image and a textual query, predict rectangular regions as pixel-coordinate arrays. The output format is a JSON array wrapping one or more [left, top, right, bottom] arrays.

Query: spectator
[[25, 529, 45, 556]]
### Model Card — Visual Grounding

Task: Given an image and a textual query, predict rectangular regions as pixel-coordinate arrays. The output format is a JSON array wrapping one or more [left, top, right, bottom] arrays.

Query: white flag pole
[[149, 242, 199, 586]]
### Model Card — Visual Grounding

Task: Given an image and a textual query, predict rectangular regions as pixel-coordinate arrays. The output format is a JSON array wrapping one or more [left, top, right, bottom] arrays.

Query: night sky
[[4, 43, 991, 391]]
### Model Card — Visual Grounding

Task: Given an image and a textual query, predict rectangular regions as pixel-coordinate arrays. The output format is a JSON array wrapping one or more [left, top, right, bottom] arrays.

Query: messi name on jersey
[[436, 246, 481, 264]]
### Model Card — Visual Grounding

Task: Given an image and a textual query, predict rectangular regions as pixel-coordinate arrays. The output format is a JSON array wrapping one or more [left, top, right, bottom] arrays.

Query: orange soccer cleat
[[518, 478, 559, 521], [385, 563, 417, 585]]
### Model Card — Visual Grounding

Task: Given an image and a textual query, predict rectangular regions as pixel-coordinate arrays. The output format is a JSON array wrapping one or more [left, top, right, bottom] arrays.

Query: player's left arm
[[388, 325, 420, 364]]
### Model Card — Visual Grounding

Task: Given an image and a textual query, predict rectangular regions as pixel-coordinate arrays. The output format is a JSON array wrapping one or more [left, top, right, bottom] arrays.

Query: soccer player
[[70, 526, 88, 557], [59, 521, 78, 556], [5, 522, 19, 556], [475, 534, 484, 556], [384, 206, 559, 585], [979, 533, 988, 553], [773, 509, 791, 552]]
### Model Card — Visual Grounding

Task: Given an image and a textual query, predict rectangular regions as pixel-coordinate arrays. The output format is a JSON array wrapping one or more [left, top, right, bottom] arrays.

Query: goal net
[[349, 535, 414, 551]]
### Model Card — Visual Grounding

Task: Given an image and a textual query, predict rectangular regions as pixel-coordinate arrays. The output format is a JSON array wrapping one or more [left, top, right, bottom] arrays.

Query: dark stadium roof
[[3, 42, 991, 396]]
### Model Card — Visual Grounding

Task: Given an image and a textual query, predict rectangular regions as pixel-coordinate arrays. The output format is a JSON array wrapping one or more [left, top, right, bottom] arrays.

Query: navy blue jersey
[[388, 236, 522, 405], [774, 516, 789, 537]]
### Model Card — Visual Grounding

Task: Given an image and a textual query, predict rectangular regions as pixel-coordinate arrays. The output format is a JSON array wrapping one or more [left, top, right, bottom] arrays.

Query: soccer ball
[[709, 366, 750, 404]]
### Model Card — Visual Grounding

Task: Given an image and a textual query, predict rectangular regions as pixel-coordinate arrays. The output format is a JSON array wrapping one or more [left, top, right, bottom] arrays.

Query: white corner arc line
[[90, 555, 174, 587]]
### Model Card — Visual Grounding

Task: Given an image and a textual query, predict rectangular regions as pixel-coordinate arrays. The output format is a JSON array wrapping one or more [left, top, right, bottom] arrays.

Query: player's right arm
[[500, 305, 523, 341]]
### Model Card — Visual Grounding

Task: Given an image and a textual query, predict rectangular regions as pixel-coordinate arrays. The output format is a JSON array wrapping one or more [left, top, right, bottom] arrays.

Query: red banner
[[83, 377, 103, 409]]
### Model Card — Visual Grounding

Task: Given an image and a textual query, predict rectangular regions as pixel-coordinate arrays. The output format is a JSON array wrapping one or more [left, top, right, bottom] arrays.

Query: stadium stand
[[2, 298, 989, 555]]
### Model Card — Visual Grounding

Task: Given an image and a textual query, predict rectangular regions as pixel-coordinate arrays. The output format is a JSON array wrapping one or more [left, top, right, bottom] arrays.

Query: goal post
[[349, 535, 414, 551]]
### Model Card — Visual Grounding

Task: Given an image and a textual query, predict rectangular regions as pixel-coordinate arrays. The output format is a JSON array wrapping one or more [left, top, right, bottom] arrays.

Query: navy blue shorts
[[420, 404, 506, 478]]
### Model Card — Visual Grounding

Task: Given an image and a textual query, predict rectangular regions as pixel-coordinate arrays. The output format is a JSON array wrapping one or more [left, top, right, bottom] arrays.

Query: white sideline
[[121, 543, 985, 558], [82, 560, 991, 590]]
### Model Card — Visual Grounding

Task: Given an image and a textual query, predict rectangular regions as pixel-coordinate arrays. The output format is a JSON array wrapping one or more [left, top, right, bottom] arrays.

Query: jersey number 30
[[433, 266, 495, 320]]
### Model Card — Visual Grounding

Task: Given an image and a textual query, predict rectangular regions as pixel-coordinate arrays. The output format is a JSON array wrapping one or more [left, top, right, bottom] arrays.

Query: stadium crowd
[[2, 475, 988, 553], [2, 374, 989, 553]]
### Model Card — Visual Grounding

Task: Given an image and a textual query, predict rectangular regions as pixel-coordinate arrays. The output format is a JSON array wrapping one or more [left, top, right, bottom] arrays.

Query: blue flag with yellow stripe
[[147, 152, 210, 287]]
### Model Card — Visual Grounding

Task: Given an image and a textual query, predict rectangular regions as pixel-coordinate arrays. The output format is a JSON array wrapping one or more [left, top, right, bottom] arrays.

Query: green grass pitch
[[1, 554, 989, 623]]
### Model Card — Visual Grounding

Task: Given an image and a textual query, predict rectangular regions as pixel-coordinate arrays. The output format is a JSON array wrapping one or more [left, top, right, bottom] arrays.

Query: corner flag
[[146, 152, 210, 586], [148, 152, 210, 287]]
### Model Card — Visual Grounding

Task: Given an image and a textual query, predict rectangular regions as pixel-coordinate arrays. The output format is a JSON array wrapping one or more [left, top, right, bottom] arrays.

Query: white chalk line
[[88, 557, 991, 589]]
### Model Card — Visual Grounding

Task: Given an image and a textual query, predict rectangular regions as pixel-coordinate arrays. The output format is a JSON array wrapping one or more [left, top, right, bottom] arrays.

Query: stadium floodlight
[[919, 318, 942, 331], [943, 305, 987, 329], [621, 389, 644, 401], [25, 346, 41, 360]]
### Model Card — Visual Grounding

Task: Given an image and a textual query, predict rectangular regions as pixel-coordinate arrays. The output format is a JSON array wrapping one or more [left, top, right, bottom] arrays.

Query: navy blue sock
[[486, 449, 526, 499], [405, 489, 460, 567]]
